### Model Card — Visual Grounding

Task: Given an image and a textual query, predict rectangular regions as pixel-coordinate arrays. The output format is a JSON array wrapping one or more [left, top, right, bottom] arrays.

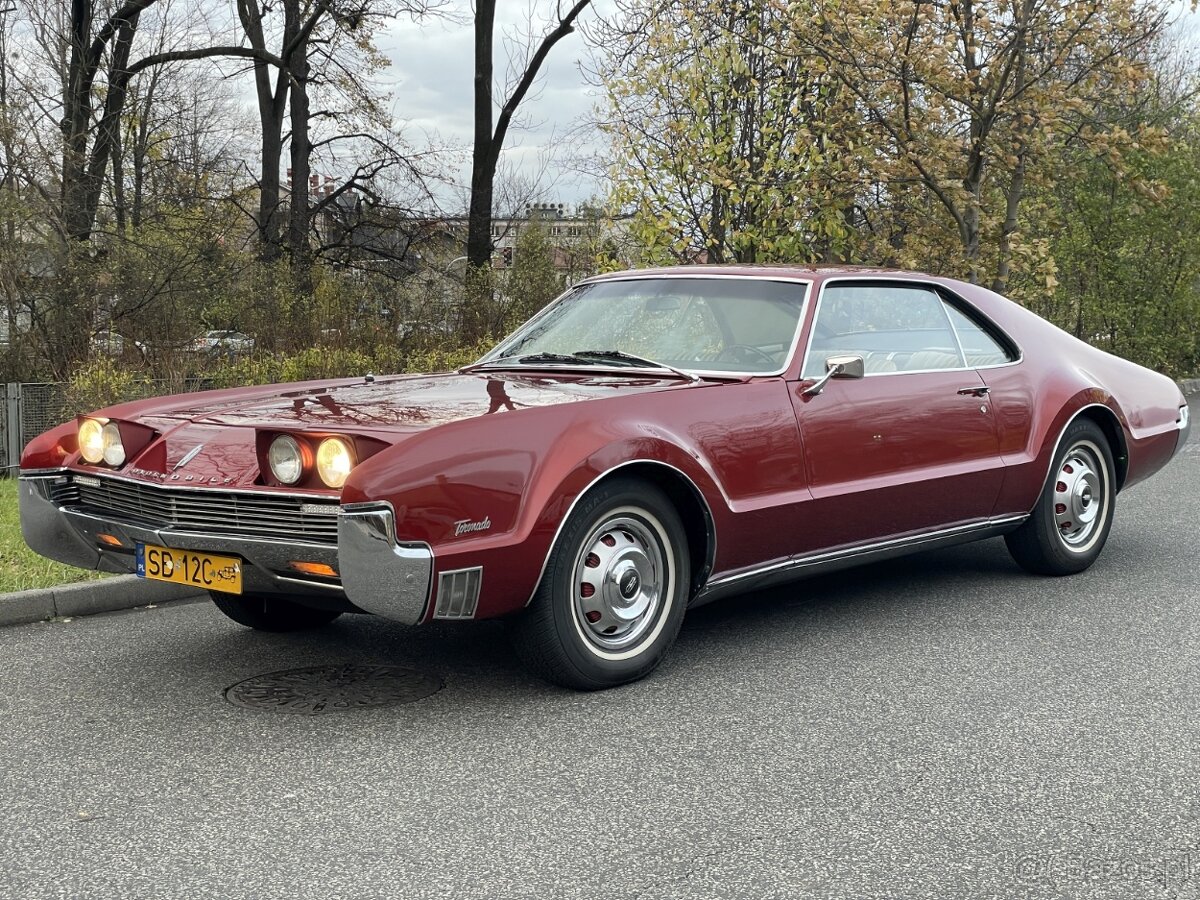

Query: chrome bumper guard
[[19, 473, 433, 625], [337, 503, 433, 625]]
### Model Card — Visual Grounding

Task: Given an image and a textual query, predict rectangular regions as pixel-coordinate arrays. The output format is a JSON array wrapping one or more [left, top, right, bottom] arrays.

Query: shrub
[[64, 358, 147, 414], [402, 339, 492, 374], [205, 339, 491, 389]]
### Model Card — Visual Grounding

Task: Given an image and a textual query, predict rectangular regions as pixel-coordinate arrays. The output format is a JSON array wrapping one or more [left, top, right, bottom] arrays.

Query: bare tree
[[466, 0, 591, 271]]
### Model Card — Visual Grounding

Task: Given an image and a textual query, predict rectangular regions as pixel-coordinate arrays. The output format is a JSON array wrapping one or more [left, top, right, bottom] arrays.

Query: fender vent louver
[[434, 568, 482, 620]]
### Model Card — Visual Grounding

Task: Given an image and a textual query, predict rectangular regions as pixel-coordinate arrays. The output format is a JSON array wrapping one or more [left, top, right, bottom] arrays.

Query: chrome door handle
[[957, 386, 990, 396]]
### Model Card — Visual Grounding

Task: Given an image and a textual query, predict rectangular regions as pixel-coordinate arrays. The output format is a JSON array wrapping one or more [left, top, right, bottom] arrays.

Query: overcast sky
[[371, 1, 1199, 214], [377, 2, 615, 212]]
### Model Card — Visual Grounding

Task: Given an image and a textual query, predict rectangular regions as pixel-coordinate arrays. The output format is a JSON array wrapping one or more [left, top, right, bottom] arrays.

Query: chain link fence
[[2, 379, 213, 474]]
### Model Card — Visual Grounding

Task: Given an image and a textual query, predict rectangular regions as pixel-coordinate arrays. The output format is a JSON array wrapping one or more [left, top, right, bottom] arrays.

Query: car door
[[788, 280, 1006, 552]]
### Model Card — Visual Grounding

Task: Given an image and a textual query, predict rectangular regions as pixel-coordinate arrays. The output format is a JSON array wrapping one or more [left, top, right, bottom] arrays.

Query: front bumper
[[18, 473, 433, 625], [337, 503, 433, 624]]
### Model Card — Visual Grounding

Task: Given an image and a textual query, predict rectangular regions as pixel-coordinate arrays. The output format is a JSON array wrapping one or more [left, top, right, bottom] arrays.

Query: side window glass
[[943, 302, 1015, 367], [804, 283, 965, 377]]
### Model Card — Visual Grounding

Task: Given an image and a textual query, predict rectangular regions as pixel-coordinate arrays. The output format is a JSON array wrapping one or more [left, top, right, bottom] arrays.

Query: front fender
[[340, 380, 808, 622]]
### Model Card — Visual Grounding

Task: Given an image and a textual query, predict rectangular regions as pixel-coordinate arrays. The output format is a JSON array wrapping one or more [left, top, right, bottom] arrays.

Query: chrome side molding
[[693, 514, 1029, 606]]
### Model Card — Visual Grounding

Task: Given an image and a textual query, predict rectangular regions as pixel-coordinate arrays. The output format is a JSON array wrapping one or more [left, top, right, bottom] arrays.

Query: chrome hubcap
[[1053, 444, 1105, 548], [573, 515, 665, 651]]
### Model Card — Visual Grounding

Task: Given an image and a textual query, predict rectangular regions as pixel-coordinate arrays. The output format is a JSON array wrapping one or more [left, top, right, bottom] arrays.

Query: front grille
[[49, 479, 81, 506], [66, 475, 340, 545]]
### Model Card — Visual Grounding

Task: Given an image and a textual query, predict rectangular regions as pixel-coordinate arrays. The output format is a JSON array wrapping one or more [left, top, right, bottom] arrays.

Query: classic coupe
[[19, 267, 1191, 689]]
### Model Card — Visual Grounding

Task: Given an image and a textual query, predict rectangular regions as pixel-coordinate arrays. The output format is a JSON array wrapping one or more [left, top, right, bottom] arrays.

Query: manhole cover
[[224, 664, 442, 714]]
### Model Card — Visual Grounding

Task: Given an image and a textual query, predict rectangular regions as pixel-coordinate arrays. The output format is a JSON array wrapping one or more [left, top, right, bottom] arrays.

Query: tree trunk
[[993, 152, 1026, 295], [466, 0, 591, 276], [84, 14, 138, 235], [239, 0, 289, 261], [287, 0, 311, 285], [61, 0, 95, 241], [466, 0, 497, 272]]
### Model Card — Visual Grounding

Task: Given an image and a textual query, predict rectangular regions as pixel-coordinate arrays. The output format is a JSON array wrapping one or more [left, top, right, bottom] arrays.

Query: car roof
[[584, 264, 948, 284]]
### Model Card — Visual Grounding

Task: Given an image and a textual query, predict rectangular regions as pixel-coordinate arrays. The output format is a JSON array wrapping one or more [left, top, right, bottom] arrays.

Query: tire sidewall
[[544, 481, 690, 685], [1039, 421, 1116, 569]]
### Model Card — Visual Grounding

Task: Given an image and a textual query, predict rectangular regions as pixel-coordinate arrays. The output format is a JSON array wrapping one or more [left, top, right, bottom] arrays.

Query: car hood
[[147, 370, 699, 434]]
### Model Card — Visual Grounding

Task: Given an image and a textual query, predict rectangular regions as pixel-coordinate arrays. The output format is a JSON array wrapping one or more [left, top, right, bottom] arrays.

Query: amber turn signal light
[[290, 561, 339, 578], [97, 533, 124, 548]]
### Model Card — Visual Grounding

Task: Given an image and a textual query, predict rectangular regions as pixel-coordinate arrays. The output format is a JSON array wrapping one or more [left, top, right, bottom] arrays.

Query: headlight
[[316, 437, 355, 489], [78, 418, 105, 464], [101, 422, 125, 466], [268, 435, 305, 485]]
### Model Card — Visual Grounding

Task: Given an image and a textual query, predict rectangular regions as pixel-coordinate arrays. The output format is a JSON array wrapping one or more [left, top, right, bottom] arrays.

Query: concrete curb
[[0, 575, 204, 628], [1180, 378, 1200, 396]]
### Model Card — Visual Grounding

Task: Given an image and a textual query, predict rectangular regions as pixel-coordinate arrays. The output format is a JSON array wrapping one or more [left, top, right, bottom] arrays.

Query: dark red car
[[19, 267, 1191, 689]]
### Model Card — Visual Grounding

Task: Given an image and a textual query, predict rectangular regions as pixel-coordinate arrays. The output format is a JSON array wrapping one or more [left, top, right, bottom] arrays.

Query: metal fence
[[2, 379, 213, 474]]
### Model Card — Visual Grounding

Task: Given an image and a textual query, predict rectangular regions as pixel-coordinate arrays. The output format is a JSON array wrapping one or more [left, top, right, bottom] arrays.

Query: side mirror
[[803, 354, 865, 396], [826, 354, 864, 379]]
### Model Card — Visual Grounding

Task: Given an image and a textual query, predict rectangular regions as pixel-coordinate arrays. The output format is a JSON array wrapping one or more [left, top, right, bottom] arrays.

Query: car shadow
[[115, 535, 1039, 712], [683, 535, 1026, 629]]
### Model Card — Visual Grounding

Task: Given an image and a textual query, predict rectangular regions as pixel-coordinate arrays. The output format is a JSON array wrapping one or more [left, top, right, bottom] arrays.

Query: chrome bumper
[[19, 473, 434, 625], [337, 503, 433, 625]]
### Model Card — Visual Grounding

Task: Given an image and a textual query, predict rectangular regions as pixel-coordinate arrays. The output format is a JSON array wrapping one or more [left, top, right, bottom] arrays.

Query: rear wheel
[[1005, 418, 1116, 575], [509, 477, 690, 690], [209, 592, 343, 632]]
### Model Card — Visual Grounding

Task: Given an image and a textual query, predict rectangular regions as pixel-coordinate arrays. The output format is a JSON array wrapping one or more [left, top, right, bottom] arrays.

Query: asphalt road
[[1, 402, 1197, 900]]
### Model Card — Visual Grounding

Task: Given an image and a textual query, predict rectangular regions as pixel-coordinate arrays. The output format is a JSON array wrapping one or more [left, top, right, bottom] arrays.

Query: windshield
[[483, 277, 810, 375]]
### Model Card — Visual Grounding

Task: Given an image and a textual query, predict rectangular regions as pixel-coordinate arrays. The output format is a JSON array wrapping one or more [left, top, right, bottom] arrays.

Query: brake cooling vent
[[434, 568, 482, 620]]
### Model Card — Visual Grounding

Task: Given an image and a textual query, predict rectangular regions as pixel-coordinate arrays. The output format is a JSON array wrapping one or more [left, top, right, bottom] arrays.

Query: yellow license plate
[[136, 543, 243, 594]]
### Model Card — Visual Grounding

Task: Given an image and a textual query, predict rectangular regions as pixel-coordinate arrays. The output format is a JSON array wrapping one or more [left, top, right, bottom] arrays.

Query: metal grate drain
[[224, 664, 442, 714]]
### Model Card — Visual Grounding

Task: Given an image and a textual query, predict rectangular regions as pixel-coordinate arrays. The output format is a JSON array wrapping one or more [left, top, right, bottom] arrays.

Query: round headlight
[[268, 435, 305, 485], [78, 418, 105, 464], [101, 422, 125, 466], [316, 437, 355, 489]]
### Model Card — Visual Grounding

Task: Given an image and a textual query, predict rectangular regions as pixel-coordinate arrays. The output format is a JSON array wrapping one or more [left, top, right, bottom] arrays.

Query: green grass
[[0, 478, 106, 594]]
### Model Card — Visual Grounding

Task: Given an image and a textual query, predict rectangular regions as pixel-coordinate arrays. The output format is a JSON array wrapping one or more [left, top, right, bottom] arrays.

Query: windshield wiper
[[573, 349, 701, 383], [463, 350, 701, 383], [463, 352, 584, 371]]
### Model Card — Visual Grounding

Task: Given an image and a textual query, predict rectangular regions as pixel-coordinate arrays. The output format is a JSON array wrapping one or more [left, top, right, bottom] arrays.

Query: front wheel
[[1005, 418, 1116, 576], [209, 592, 343, 632], [509, 477, 691, 690]]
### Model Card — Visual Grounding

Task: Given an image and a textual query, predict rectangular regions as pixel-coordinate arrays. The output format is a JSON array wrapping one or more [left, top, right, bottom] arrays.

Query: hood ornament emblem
[[173, 444, 204, 471]]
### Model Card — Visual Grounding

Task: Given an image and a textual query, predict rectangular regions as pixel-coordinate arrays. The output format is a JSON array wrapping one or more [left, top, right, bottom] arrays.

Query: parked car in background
[[192, 330, 255, 354], [19, 266, 1190, 689], [90, 331, 146, 359]]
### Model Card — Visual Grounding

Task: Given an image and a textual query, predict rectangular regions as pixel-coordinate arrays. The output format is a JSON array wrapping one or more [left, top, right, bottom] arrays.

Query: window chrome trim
[[940, 295, 969, 368], [800, 275, 1024, 380], [475, 273, 815, 380]]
